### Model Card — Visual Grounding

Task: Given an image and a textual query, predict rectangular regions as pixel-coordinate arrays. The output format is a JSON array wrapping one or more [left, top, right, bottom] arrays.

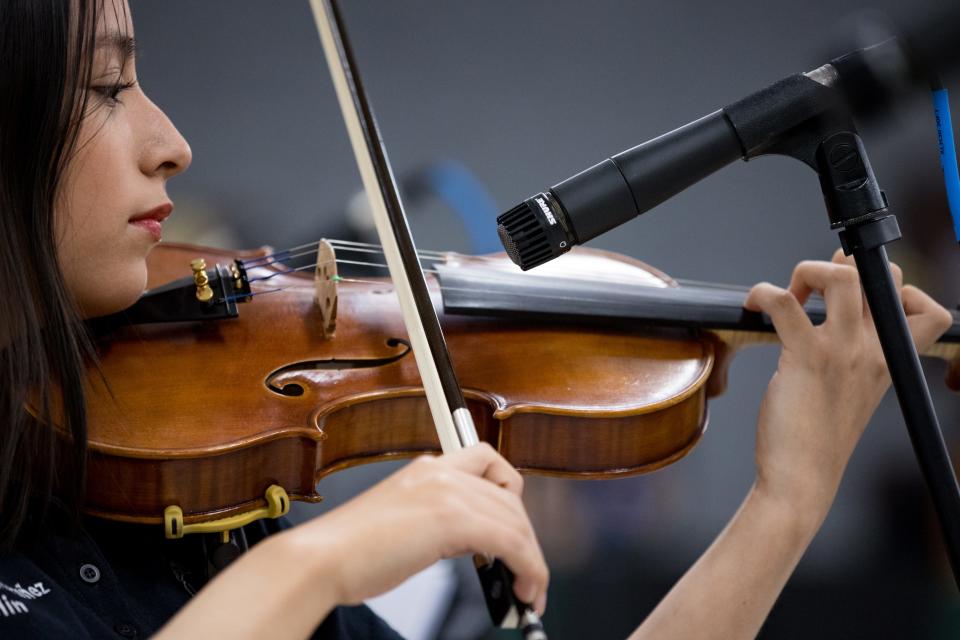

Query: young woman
[[0, 1, 952, 639]]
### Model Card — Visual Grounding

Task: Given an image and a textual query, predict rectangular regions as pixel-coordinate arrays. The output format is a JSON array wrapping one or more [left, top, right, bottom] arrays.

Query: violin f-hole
[[264, 337, 412, 397]]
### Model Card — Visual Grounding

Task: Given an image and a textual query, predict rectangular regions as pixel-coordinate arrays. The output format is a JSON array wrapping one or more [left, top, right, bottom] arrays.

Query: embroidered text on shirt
[[0, 593, 28, 617], [0, 580, 51, 600], [0, 580, 52, 619]]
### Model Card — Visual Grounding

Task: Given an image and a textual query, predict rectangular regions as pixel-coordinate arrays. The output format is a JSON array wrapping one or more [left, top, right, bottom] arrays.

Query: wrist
[[748, 479, 833, 542], [275, 525, 344, 616]]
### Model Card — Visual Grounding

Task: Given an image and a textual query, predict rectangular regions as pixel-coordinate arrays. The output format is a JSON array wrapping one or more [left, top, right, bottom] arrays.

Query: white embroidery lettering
[[0, 594, 29, 617], [1, 580, 52, 601]]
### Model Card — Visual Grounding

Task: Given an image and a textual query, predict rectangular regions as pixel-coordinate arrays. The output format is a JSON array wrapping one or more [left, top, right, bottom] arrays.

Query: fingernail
[[523, 584, 538, 605], [535, 592, 547, 616], [515, 580, 537, 605]]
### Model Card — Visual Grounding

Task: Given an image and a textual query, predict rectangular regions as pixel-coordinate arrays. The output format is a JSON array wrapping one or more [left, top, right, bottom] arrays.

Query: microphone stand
[[827, 134, 960, 587], [739, 93, 960, 589], [495, 34, 960, 591]]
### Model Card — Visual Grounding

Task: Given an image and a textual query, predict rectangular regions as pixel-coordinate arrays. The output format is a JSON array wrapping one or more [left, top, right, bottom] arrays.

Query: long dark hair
[[0, 0, 117, 548]]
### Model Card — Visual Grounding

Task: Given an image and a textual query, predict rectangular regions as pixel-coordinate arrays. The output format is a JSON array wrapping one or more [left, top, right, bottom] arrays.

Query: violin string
[[240, 245, 447, 273], [244, 259, 376, 283], [240, 238, 451, 269], [237, 237, 792, 301], [325, 245, 445, 261], [244, 270, 632, 307], [245, 258, 440, 285], [241, 237, 711, 292], [241, 246, 331, 269], [235, 261, 825, 318], [245, 255, 759, 307], [324, 263, 759, 310], [333, 276, 391, 286], [229, 278, 818, 322], [220, 287, 285, 303], [238, 246, 307, 268], [235, 238, 814, 310], [327, 238, 448, 258]]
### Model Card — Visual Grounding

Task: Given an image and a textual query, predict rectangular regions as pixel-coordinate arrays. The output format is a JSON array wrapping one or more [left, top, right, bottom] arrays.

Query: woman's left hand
[[744, 250, 952, 521]]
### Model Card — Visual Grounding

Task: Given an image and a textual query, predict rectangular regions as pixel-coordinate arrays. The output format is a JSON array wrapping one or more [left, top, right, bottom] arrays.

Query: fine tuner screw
[[230, 263, 242, 290], [191, 258, 214, 302]]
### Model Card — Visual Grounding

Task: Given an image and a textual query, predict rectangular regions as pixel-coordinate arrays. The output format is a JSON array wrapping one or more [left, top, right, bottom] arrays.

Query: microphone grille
[[497, 221, 522, 265], [495, 201, 554, 270]]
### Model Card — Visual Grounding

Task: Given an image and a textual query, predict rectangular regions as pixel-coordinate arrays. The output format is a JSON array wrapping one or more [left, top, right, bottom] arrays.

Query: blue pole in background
[[933, 88, 960, 243]]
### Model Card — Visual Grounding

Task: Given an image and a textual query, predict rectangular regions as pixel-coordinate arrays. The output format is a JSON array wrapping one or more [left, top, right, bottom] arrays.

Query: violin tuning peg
[[190, 257, 214, 303]]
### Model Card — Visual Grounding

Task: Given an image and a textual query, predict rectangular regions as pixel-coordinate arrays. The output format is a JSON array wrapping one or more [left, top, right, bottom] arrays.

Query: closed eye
[[90, 80, 138, 105]]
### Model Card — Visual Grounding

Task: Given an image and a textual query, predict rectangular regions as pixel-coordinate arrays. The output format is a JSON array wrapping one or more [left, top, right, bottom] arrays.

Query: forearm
[[153, 528, 339, 640], [629, 482, 829, 640]]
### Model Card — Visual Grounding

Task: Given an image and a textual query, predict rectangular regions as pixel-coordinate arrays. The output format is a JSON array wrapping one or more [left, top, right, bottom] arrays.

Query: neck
[[435, 260, 960, 394]]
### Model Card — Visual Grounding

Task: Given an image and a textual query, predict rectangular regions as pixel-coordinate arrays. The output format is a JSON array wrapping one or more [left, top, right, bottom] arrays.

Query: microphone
[[496, 6, 960, 270], [496, 110, 742, 270]]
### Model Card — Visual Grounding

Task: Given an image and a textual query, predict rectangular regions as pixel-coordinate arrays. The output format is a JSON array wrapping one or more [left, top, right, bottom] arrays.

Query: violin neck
[[437, 263, 960, 361]]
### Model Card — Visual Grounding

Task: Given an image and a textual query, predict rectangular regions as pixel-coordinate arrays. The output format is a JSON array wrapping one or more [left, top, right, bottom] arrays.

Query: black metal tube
[[852, 245, 960, 587]]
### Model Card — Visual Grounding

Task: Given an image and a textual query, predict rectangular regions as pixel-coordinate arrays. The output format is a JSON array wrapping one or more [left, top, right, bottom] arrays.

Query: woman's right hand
[[289, 442, 549, 615], [155, 444, 546, 640]]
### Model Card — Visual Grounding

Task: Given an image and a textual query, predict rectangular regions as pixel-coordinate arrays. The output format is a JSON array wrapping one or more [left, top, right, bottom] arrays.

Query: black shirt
[[0, 510, 403, 639]]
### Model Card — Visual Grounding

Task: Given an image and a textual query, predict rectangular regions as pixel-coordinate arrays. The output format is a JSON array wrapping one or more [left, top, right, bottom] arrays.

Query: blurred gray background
[[132, 1, 960, 638]]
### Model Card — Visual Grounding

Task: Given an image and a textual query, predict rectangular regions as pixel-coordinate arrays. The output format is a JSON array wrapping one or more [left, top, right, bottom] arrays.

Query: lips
[[129, 202, 173, 242], [129, 202, 173, 223]]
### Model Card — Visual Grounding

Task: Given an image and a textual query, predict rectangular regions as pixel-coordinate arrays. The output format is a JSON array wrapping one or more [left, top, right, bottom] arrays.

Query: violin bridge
[[314, 239, 338, 339]]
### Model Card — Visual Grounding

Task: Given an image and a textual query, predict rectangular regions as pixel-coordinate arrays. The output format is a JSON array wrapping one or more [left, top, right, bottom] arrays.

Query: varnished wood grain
[[84, 244, 714, 524]]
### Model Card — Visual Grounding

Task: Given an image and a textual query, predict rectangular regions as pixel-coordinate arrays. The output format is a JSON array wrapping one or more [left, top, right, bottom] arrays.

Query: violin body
[[85, 243, 716, 525]]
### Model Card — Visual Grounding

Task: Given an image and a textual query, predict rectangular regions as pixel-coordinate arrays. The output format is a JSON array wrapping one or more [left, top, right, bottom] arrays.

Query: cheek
[[56, 116, 150, 318], [60, 229, 150, 319]]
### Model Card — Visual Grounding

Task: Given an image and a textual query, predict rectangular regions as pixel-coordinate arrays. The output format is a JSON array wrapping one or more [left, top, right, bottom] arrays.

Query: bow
[[308, 1, 546, 637]]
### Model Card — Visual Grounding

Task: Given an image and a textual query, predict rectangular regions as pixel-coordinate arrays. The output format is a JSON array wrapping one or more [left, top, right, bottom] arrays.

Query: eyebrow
[[95, 33, 137, 59]]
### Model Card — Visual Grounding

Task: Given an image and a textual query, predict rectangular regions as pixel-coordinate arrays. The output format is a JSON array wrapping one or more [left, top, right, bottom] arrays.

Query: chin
[[76, 262, 149, 319]]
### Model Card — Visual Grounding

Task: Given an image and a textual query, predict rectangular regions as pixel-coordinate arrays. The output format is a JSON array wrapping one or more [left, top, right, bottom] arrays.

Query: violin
[[83, 240, 960, 535]]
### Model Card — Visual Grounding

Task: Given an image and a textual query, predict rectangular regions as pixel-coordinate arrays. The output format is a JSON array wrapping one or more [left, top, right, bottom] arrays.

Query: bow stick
[[308, 2, 546, 638]]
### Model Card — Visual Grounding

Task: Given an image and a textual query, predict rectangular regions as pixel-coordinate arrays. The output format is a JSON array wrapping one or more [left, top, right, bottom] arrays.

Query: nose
[[139, 95, 192, 180]]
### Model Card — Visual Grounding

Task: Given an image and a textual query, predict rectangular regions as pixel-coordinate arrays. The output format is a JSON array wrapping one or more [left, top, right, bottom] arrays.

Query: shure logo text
[[534, 197, 556, 225]]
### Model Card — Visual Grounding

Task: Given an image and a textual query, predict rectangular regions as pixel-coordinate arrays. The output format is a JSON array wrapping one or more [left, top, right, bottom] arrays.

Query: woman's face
[[57, 0, 191, 318]]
